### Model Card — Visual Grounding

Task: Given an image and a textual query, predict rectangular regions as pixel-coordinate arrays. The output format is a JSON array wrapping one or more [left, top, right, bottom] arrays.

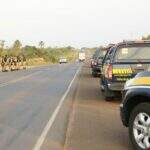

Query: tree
[[0, 40, 5, 49], [13, 40, 22, 49], [142, 35, 150, 40], [0, 40, 5, 56], [23, 45, 37, 58], [39, 41, 45, 49], [12, 40, 22, 56]]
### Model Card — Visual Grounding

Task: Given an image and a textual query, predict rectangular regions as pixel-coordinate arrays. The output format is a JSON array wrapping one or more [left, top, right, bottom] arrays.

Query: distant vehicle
[[92, 49, 107, 77], [101, 40, 150, 100], [91, 49, 100, 68], [120, 71, 150, 150], [59, 57, 67, 64], [79, 52, 85, 62], [91, 48, 107, 77]]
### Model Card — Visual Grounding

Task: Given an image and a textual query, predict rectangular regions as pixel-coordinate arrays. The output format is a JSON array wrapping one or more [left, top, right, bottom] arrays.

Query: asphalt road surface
[[0, 63, 81, 150], [0, 62, 133, 150]]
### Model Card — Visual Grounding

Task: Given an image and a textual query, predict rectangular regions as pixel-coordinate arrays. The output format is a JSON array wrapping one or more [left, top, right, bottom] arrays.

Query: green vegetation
[[0, 40, 78, 66], [142, 35, 150, 40]]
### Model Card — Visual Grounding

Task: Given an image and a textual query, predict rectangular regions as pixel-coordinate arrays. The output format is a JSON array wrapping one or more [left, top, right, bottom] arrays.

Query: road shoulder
[[64, 65, 132, 150]]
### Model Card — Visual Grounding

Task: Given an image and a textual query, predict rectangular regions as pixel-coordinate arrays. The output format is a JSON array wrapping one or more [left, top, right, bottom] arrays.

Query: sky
[[0, 0, 150, 48]]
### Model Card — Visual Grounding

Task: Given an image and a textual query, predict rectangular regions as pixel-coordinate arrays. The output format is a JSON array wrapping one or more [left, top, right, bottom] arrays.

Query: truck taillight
[[94, 61, 97, 65], [107, 64, 113, 79], [91, 60, 94, 65]]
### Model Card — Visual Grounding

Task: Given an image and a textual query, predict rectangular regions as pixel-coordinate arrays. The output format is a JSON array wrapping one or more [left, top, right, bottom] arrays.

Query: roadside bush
[[23, 45, 77, 64], [0, 40, 78, 66]]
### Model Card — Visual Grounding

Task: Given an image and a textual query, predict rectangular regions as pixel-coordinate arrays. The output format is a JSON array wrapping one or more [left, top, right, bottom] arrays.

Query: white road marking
[[0, 71, 42, 88], [33, 66, 81, 150]]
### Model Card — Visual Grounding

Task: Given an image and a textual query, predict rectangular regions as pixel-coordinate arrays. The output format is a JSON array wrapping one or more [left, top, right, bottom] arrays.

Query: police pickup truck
[[101, 40, 150, 100], [91, 47, 107, 77], [120, 71, 150, 150]]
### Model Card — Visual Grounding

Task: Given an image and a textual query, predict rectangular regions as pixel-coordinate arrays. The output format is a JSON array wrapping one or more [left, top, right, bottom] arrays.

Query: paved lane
[[0, 63, 80, 150]]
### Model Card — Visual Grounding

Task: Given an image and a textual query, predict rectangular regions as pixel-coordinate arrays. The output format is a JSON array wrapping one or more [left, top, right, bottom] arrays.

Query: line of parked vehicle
[[91, 40, 150, 150]]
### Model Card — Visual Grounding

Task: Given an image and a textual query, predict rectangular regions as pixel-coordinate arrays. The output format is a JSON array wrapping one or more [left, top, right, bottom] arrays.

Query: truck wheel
[[100, 84, 104, 92], [129, 103, 150, 150], [104, 86, 114, 101], [100, 79, 104, 92], [92, 71, 97, 77]]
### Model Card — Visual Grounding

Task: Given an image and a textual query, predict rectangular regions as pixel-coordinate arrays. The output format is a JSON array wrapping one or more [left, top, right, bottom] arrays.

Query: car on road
[[91, 49, 100, 69], [101, 40, 150, 100], [59, 57, 67, 64], [91, 48, 107, 77], [91, 45, 114, 77], [120, 71, 150, 150]]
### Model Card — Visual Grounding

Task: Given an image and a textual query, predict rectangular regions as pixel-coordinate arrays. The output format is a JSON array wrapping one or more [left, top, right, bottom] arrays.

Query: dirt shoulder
[[64, 63, 132, 150]]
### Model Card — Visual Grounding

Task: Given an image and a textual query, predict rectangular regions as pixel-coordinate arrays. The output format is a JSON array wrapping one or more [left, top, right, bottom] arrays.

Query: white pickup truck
[[59, 57, 67, 64]]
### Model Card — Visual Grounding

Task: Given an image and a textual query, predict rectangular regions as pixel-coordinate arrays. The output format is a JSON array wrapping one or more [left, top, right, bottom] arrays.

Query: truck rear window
[[115, 46, 150, 62]]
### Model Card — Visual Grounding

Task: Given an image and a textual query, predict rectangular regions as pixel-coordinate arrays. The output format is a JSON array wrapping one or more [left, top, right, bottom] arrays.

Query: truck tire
[[92, 71, 97, 77], [129, 103, 150, 150], [100, 84, 104, 92], [104, 85, 114, 101]]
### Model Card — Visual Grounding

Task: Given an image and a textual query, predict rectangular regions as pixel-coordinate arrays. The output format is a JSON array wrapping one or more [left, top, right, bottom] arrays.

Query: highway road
[[0, 62, 133, 150], [0, 63, 81, 150]]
